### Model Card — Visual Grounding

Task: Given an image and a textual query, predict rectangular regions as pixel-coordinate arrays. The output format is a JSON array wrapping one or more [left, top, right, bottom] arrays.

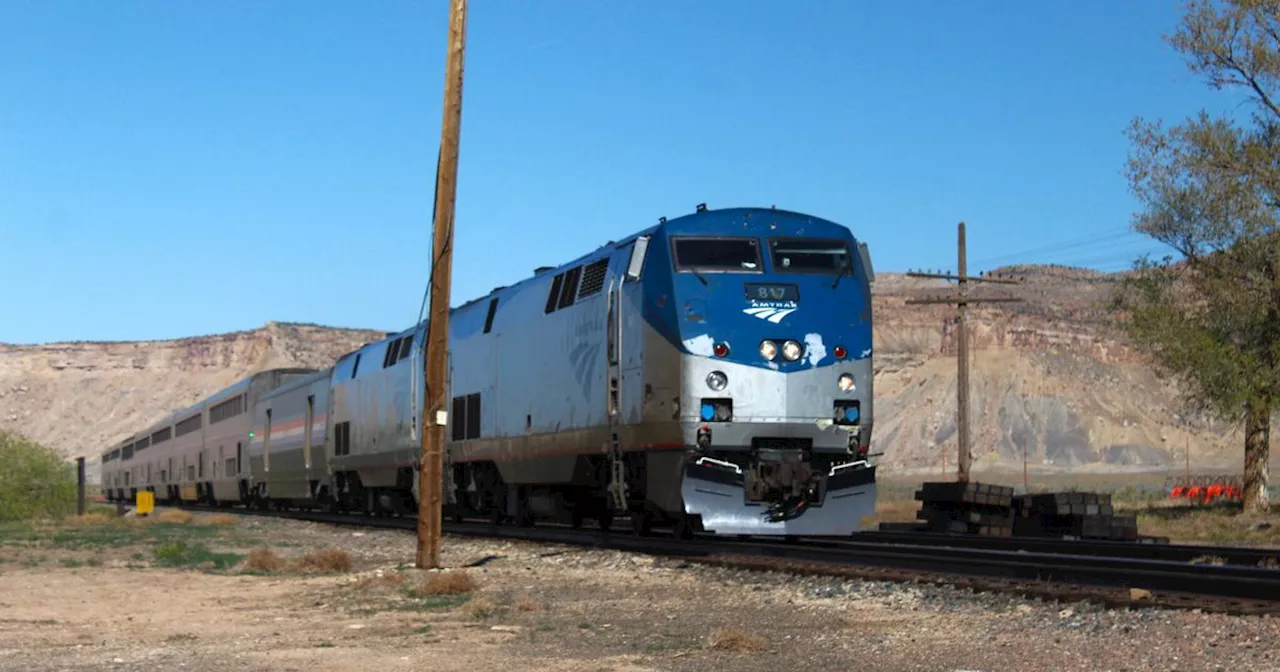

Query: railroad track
[[154, 501, 1280, 617], [851, 529, 1280, 568]]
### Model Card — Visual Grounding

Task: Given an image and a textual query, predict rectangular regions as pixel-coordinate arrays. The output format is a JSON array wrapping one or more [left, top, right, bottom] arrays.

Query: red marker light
[[713, 342, 729, 357], [834, 345, 847, 359]]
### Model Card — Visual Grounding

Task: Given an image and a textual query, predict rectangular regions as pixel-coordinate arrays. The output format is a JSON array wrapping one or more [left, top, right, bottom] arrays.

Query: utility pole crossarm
[[904, 221, 1025, 484], [904, 296, 1024, 305], [904, 271, 1024, 285]]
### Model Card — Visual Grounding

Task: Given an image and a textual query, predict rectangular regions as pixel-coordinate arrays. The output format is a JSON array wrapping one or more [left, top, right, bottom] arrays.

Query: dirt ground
[[1, 508, 1278, 672]]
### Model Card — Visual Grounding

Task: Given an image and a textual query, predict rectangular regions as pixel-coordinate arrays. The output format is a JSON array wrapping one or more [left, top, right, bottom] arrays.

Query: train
[[101, 204, 878, 536]]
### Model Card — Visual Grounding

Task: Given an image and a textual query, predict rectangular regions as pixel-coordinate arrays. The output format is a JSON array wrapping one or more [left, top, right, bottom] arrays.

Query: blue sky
[[0, 1, 1245, 344]]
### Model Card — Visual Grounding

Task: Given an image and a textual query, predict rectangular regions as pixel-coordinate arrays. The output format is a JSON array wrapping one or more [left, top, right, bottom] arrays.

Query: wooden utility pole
[[1185, 436, 1191, 484], [76, 457, 85, 516], [906, 222, 1022, 483], [417, 0, 468, 570]]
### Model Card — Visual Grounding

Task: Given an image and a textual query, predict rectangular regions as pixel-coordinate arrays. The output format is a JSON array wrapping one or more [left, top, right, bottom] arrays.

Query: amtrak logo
[[743, 300, 798, 324], [569, 341, 600, 400]]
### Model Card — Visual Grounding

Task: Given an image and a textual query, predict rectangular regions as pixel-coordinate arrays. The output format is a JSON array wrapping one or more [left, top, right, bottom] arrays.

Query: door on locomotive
[[603, 236, 651, 515]]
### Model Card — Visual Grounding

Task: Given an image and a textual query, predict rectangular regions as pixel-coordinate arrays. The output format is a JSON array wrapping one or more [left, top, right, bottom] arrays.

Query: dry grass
[[515, 598, 540, 612], [65, 512, 112, 527], [243, 547, 287, 572], [1132, 505, 1280, 547], [408, 570, 478, 597], [203, 514, 238, 526], [155, 510, 193, 524], [708, 627, 766, 652], [241, 547, 354, 574], [292, 548, 354, 573], [458, 596, 499, 621]]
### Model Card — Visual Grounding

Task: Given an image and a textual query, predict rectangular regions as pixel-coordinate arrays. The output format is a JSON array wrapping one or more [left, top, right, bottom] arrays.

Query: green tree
[[0, 429, 77, 522], [1115, 0, 1280, 513]]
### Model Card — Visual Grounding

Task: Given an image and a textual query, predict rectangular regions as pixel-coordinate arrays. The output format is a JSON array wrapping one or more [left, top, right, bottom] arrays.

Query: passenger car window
[[672, 237, 761, 272], [770, 238, 851, 274]]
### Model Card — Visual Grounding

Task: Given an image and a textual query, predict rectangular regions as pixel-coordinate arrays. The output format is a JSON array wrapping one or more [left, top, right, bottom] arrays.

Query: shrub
[[708, 627, 766, 652], [0, 430, 77, 523], [155, 510, 193, 524], [291, 548, 354, 573], [243, 547, 286, 572], [409, 569, 477, 596]]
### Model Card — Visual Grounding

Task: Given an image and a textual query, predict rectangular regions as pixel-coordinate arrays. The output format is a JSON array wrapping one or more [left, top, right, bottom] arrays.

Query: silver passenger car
[[245, 369, 333, 506]]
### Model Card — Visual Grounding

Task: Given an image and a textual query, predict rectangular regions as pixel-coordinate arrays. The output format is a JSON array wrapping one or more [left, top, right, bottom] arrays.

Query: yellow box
[[136, 490, 155, 516]]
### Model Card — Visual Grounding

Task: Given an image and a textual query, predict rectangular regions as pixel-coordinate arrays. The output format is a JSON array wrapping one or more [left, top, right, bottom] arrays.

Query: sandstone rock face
[[0, 266, 1252, 480], [871, 265, 1239, 476]]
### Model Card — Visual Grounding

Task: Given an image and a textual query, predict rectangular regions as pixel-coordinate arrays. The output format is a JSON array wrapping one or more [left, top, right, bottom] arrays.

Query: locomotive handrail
[[694, 456, 743, 474], [829, 460, 869, 476]]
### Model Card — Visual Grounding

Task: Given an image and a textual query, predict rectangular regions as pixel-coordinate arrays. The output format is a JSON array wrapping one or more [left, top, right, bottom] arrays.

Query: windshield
[[672, 237, 761, 272], [770, 238, 851, 275]]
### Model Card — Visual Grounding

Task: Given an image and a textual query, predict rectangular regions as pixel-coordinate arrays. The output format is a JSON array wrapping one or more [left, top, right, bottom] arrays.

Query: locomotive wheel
[[514, 486, 534, 528], [598, 508, 614, 531], [630, 507, 653, 536], [672, 514, 695, 540]]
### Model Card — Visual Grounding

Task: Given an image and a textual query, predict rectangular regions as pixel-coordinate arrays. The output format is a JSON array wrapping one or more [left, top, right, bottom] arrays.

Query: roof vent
[[534, 266, 554, 275]]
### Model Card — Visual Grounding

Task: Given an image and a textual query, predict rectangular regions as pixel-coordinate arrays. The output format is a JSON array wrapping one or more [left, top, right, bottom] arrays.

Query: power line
[[969, 230, 1144, 268]]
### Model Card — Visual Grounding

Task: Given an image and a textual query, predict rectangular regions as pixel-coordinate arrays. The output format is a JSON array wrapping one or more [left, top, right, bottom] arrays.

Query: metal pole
[[1185, 436, 1191, 484], [417, 0, 467, 570], [1022, 441, 1029, 493], [76, 457, 86, 516], [956, 222, 971, 483]]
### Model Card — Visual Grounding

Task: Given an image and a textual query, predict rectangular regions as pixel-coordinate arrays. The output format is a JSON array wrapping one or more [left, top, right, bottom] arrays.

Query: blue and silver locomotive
[[102, 204, 878, 537]]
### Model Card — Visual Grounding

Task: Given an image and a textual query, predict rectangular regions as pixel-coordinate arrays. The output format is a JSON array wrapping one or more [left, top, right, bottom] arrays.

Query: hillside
[[869, 265, 1236, 476], [0, 266, 1259, 482]]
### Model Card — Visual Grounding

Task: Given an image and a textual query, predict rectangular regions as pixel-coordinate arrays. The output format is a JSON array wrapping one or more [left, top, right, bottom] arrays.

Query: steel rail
[[848, 529, 1280, 568]]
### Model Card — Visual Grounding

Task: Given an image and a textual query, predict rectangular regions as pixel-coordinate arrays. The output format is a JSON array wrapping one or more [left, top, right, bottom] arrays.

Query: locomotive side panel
[[320, 332, 421, 512], [448, 243, 652, 488], [338, 332, 419, 488]]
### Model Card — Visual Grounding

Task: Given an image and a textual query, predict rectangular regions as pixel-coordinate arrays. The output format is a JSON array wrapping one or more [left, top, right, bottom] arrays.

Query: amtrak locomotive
[[101, 205, 878, 536]]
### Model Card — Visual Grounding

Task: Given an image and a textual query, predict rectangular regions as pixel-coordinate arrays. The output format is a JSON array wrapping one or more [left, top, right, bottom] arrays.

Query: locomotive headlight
[[759, 340, 777, 361], [781, 340, 803, 361], [838, 373, 856, 392], [706, 370, 728, 391]]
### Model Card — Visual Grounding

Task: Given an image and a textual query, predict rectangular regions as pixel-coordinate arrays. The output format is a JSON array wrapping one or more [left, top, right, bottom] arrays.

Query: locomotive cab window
[[769, 238, 852, 275], [671, 237, 761, 272]]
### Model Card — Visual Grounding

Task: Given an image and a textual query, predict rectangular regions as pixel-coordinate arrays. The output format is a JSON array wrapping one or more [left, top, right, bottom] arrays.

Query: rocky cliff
[[0, 267, 1254, 481], [870, 265, 1240, 476]]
